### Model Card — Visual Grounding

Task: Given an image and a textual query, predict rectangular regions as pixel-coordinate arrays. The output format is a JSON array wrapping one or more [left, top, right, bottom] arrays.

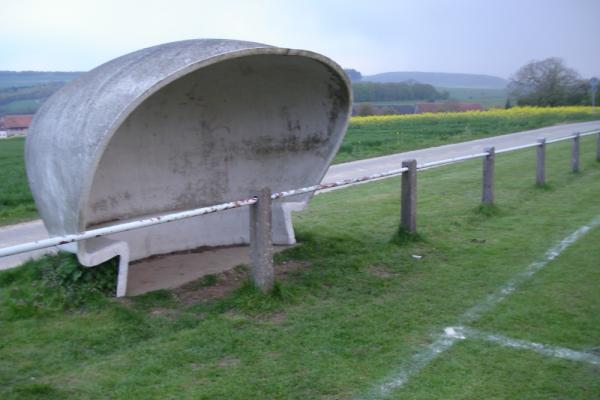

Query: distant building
[[0, 114, 34, 137], [352, 104, 415, 116], [415, 102, 483, 114], [384, 105, 416, 115]]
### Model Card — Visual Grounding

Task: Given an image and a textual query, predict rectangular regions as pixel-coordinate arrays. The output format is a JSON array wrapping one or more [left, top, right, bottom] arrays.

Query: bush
[[0, 253, 118, 319]]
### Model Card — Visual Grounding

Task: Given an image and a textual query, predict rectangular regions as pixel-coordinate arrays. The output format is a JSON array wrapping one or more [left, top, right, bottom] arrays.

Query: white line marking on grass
[[445, 326, 600, 365], [460, 216, 600, 325], [373, 335, 459, 396], [364, 215, 600, 399]]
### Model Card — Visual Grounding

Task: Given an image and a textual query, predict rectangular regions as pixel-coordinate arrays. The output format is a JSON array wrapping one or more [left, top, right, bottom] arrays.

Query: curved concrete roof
[[26, 39, 351, 238]]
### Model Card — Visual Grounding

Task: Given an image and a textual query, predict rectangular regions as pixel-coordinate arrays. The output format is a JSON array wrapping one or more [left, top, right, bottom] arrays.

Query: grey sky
[[1, 0, 599, 79]]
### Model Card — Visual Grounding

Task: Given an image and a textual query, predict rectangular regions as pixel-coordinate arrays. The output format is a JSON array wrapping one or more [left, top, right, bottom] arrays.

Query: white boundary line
[[363, 215, 600, 399], [459, 217, 599, 325], [444, 326, 600, 366]]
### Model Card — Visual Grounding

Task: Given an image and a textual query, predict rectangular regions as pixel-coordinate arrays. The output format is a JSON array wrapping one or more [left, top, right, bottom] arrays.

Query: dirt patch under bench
[[173, 259, 310, 306], [126, 244, 308, 302]]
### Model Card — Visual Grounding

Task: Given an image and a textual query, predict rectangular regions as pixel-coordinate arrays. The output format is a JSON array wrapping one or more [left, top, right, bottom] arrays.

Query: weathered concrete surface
[[400, 160, 417, 233], [25, 39, 351, 288], [572, 133, 580, 172], [597, 132, 600, 161], [536, 139, 546, 186], [250, 188, 274, 292], [482, 147, 495, 205], [77, 237, 129, 297]]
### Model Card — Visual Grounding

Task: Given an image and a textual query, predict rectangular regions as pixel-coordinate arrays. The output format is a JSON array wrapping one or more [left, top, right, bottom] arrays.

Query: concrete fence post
[[572, 133, 580, 173], [596, 132, 600, 162], [401, 159, 417, 233], [249, 187, 274, 292], [482, 147, 495, 205], [536, 138, 546, 186]]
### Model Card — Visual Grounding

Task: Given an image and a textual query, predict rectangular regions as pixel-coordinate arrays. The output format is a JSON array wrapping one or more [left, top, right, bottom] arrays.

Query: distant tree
[[504, 98, 512, 109], [508, 58, 585, 106], [344, 69, 362, 82]]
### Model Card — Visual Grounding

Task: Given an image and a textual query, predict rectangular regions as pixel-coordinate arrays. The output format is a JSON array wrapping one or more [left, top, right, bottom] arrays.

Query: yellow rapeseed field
[[350, 106, 598, 125]]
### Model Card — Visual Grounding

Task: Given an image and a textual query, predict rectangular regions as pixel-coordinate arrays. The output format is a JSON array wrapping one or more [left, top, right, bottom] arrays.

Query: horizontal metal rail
[[0, 166, 411, 258], [495, 142, 540, 154], [0, 198, 258, 258], [545, 129, 598, 144], [272, 166, 409, 199], [417, 152, 490, 170], [0, 129, 599, 259]]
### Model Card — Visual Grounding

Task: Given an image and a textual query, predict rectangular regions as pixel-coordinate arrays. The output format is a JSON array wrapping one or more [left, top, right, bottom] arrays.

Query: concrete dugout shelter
[[25, 39, 352, 296]]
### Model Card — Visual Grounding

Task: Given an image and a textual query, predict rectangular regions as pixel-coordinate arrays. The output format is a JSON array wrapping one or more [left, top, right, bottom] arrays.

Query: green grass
[[335, 108, 600, 163], [0, 137, 37, 225], [397, 340, 600, 399], [355, 87, 508, 109], [473, 225, 600, 351], [0, 82, 65, 117], [393, 188, 600, 398], [440, 86, 508, 108], [0, 99, 41, 116], [0, 135, 599, 398]]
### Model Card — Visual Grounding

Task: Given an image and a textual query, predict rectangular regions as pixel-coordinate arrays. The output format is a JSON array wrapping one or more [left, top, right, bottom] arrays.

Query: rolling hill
[[0, 70, 508, 116], [0, 71, 81, 89], [0, 71, 82, 116], [363, 71, 508, 89]]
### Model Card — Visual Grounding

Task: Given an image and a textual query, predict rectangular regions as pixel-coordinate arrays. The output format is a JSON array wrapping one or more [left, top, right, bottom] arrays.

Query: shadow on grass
[[535, 182, 554, 191], [475, 203, 502, 217], [390, 226, 424, 246], [200, 279, 289, 316]]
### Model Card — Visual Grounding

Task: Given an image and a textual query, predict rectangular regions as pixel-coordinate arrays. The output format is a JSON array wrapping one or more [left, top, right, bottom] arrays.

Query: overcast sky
[[1, 0, 599, 79]]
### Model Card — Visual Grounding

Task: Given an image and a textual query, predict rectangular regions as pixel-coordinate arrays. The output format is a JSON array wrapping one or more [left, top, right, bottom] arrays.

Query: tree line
[[352, 81, 449, 102], [508, 58, 598, 107], [0, 82, 64, 109]]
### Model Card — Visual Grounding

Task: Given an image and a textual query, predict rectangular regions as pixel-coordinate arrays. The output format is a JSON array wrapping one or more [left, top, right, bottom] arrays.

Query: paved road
[[1, 120, 599, 270], [325, 120, 600, 182], [0, 220, 57, 270]]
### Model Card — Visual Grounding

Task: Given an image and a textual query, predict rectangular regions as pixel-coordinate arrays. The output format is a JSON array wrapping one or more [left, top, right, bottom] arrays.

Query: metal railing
[[0, 129, 599, 260]]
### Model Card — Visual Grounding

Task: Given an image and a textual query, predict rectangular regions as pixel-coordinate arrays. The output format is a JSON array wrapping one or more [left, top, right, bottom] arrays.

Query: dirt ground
[[126, 245, 303, 299]]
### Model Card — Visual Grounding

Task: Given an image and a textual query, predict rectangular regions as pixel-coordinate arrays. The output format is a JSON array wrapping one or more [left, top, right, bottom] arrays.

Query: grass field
[[0, 138, 37, 225], [0, 135, 599, 398], [440, 86, 508, 109], [0, 82, 64, 117], [0, 99, 41, 116], [336, 106, 600, 163], [353, 87, 507, 110]]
